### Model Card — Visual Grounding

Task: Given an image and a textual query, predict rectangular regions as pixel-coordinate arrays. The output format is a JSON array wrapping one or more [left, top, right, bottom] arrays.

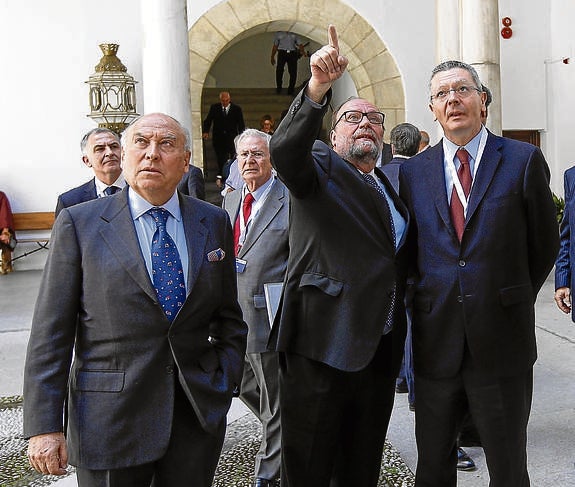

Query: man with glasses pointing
[[268, 25, 409, 487]]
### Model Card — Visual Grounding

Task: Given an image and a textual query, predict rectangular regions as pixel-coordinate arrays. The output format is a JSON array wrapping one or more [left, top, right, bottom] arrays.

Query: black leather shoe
[[253, 478, 274, 487], [457, 447, 476, 471]]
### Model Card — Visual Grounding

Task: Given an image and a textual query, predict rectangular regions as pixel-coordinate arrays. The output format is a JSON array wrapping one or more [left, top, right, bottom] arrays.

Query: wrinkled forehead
[[129, 115, 182, 140], [89, 132, 119, 146], [337, 99, 379, 117], [237, 136, 268, 153], [430, 68, 475, 89]]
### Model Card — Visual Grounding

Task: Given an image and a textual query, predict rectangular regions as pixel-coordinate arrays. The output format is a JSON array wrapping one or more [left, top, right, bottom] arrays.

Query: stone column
[[436, 0, 461, 62], [141, 0, 193, 147], [461, 0, 502, 134]]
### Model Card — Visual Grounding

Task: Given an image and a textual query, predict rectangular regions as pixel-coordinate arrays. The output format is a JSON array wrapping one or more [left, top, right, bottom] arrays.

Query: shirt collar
[[94, 175, 126, 195], [128, 188, 182, 222], [241, 175, 274, 201], [443, 125, 486, 166]]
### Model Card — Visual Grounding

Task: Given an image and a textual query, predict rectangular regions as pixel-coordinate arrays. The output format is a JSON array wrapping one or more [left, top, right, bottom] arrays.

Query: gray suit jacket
[[223, 179, 289, 353], [23, 188, 246, 470]]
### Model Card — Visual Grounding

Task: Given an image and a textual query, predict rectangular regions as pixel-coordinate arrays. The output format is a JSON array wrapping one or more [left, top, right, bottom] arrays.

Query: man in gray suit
[[223, 129, 289, 487], [24, 113, 246, 487]]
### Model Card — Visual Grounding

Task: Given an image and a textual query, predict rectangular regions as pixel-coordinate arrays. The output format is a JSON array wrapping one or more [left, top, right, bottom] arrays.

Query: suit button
[[457, 295, 463, 303], [166, 365, 174, 374], [458, 260, 466, 267]]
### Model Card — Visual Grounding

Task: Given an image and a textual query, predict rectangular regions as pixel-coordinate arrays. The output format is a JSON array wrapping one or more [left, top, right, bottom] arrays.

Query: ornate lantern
[[86, 44, 139, 133]]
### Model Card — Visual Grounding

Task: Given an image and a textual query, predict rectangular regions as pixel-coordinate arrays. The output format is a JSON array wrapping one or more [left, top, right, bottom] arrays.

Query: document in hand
[[263, 282, 283, 328]]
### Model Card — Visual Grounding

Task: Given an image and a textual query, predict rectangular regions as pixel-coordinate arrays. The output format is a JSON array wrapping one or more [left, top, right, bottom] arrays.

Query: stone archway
[[188, 0, 405, 169]]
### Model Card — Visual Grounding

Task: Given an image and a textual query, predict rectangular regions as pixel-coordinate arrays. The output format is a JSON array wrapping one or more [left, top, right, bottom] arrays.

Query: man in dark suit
[[399, 61, 559, 487], [381, 122, 421, 193], [268, 25, 409, 487], [55, 128, 125, 217], [177, 164, 206, 200], [24, 113, 246, 487], [554, 165, 575, 319], [202, 91, 245, 182], [223, 129, 289, 487]]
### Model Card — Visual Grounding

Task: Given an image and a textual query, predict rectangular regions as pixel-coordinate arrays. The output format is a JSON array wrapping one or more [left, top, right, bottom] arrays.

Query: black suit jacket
[[178, 165, 206, 200], [24, 189, 246, 470], [380, 156, 408, 193], [55, 178, 97, 217], [268, 90, 409, 373], [202, 102, 245, 146], [399, 135, 559, 378]]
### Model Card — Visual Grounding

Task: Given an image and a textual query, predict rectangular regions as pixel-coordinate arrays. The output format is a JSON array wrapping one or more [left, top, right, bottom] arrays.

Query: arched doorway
[[188, 0, 405, 172]]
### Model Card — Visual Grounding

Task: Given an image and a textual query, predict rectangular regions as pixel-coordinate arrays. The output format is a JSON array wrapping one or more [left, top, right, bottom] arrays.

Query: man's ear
[[82, 155, 91, 168], [183, 151, 191, 172], [329, 129, 337, 148]]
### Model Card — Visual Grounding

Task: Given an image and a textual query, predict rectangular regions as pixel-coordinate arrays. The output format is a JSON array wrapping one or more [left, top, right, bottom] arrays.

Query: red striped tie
[[450, 148, 472, 241]]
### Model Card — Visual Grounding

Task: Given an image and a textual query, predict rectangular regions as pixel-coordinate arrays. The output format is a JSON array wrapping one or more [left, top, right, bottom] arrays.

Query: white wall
[[0, 0, 142, 215], [546, 0, 575, 194]]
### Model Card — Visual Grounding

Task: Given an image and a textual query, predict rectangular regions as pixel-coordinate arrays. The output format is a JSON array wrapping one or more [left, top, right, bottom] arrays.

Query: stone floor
[[0, 396, 414, 487]]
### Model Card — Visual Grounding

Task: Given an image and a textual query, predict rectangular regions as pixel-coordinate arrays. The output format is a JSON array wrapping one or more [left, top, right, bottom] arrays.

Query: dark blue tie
[[104, 186, 119, 196], [148, 208, 186, 322], [362, 173, 396, 333]]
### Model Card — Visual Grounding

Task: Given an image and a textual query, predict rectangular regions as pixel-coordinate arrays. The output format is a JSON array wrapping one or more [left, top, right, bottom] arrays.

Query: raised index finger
[[328, 25, 339, 51]]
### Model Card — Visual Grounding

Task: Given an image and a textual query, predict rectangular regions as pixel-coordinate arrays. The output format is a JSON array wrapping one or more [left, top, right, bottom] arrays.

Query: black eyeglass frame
[[332, 110, 385, 129]]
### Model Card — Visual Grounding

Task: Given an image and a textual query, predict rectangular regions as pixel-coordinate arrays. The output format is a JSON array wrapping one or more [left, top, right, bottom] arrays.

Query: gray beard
[[344, 140, 379, 163]]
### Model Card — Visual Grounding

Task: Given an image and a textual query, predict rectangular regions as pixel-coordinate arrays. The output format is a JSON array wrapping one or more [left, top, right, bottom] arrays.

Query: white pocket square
[[207, 248, 226, 262]]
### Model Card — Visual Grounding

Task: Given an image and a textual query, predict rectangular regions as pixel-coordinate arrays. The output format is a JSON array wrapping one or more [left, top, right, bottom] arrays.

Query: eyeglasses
[[430, 85, 482, 102], [333, 110, 385, 128], [238, 150, 267, 161]]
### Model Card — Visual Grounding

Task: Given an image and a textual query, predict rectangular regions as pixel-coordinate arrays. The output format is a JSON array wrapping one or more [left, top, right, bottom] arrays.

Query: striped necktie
[[450, 148, 472, 241]]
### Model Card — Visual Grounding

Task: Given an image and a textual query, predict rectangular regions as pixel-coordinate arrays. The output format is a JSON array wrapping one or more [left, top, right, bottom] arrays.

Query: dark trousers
[[276, 50, 299, 93], [414, 364, 533, 487], [278, 335, 396, 487], [213, 137, 236, 177], [76, 383, 226, 487]]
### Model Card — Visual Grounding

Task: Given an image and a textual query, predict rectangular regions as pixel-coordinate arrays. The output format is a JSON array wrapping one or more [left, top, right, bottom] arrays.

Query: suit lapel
[[466, 132, 502, 224], [179, 195, 209, 296], [239, 181, 286, 257], [98, 192, 157, 301], [423, 145, 455, 237]]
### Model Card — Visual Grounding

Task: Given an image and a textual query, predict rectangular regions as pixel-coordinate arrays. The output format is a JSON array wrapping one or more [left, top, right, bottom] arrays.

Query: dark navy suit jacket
[[555, 165, 575, 321], [400, 134, 559, 378], [55, 178, 97, 217]]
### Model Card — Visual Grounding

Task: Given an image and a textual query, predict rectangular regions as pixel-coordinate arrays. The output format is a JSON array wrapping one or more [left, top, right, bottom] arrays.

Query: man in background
[[418, 130, 431, 153], [224, 129, 289, 487], [270, 31, 305, 95], [55, 128, 125, 217], [202, 91, 245, 184], [177, 164, 206, 200]]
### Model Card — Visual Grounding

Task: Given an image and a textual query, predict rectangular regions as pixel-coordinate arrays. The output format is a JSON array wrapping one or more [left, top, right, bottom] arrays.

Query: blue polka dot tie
[[148, 208, 186, 322]]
